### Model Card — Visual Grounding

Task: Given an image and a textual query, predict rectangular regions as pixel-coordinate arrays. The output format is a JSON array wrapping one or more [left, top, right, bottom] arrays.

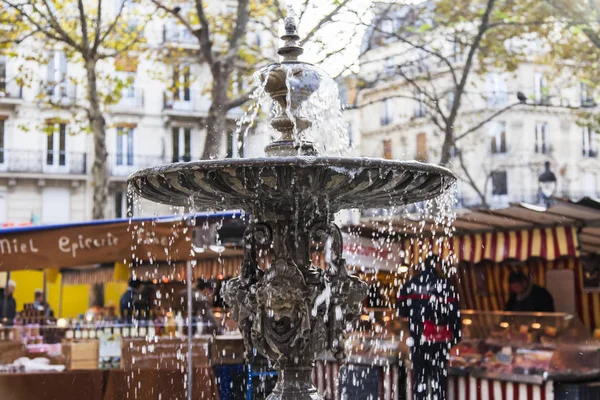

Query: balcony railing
[[162, 25, 198, 46], [0, 149, 87, 175], [486, 91, 508, 108], [0, 79, 23, 100], [115, 88, 144, 109], [163, 91, 209, 114], [41, 81, 77, 105], [107, 154, 167, 177]]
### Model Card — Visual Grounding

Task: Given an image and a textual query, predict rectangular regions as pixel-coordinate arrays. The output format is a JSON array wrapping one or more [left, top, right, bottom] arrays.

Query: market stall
[[0, 213, 251, 399], [340, 198, 600, 400]]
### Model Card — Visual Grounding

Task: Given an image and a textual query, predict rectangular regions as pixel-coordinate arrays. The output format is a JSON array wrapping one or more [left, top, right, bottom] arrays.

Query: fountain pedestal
[[223, 218, 366, 400]]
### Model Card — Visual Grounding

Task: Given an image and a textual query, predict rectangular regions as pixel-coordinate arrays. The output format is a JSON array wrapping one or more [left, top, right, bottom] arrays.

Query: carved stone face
[[254, 259, 312, 355]]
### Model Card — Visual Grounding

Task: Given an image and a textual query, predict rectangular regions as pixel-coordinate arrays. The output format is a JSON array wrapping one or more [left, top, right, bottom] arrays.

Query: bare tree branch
[[95, 0, 126, 51], [195, 0, 214, 67], [299, 0, 351, 46], [77, 0, 89, 53], [455, 146, 488, 207], [226, 90, 253, 110], [226, 0, 250, 61], [454, 101, 522, 142], [93, 0, 102, 50]]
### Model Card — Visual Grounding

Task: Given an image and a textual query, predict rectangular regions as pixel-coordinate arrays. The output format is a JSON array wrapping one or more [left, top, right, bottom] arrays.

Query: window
[[384, 57, 395, 75], [381, 19, 394, 35], [487, 72, 507, 107], [46, 123, 67, 167], [231, 70, 243, 97], [116, 126, 134, 166], [535, 122, 549, 154], [46, 51, 68, 98], [172, 127, 191, 162], [581, 82, 595, 107], [114, 191, 133, 218], [446, 90, 455, 111], [381, 99, 392, 125], [490, 121, 507, 154], [582, 126, 598, 158], [119, 71, 136, 99], [452, 36, 464, 62], [414, 91, 426, 118], [534, 73, 548, 105], [173, 64, 191, 102], [346, 122, 353, 147], [383, 139, 392, 159], [416, 132, 427, 161], [0, 120, 4, 164], [226, 130, 243, 158], [491, 170, 508, 196]]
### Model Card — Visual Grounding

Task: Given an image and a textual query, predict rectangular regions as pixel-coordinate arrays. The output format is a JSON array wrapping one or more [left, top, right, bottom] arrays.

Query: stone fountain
[[129, 12, 455, 400]]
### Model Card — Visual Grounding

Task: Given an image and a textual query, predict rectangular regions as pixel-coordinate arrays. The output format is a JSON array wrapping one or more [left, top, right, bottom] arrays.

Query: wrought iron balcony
[[41, 81, 77, 105], [0, 149, 87, 175], [115, 88, 144, 110], [162, 25, 198, 46], [163, 91, 209, 115]]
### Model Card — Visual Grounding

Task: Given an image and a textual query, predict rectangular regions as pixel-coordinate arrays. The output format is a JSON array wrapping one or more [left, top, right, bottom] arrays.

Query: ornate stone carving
[[222, 219, 367, 399]]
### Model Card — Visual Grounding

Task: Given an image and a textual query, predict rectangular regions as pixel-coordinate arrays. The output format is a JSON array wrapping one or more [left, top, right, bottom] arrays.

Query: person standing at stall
[[397, 255, 462, 400], [0, 280, 17, 326], [505, 270, 555, 312], [33, 289, 54, 317], [120, 279, 144, 322], [179, 279, 221, 335]]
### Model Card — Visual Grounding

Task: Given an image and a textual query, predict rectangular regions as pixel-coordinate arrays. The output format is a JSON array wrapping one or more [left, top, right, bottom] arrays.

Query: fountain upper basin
[[129, 156, 456, 215]]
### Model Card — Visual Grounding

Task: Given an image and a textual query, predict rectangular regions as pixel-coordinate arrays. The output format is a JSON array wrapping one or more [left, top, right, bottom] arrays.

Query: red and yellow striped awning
[[403, 226, 580, 265]]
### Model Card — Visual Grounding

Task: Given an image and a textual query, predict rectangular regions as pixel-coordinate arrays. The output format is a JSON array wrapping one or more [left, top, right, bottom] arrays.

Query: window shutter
[[383, 139, 392, 159], [416, 132, 427, 161]]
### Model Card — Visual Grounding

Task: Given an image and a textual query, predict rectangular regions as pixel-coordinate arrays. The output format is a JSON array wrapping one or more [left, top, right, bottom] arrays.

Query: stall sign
[[99, 333, 122, 370], [0, 220, 193, 271], [342, 233, 404, 272]]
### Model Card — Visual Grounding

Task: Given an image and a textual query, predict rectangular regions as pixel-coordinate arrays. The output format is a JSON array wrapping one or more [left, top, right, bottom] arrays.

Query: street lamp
[[538, 161, 557, 206]]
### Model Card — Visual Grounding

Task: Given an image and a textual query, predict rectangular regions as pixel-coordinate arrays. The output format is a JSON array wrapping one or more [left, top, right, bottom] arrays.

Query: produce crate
[[0, 340, 26, 364], [62, 340, 99, 370]]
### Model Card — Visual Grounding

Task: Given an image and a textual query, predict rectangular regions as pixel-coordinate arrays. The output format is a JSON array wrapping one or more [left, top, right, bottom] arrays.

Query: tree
[[148, 0, 365, 159], [358, 0, 550, 207], [2, 0, 151, 219], [542, 0, 600, 129]]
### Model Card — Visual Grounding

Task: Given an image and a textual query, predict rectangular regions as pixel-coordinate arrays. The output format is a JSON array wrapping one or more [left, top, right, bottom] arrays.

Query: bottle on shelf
[[175, 312, 184, 338]]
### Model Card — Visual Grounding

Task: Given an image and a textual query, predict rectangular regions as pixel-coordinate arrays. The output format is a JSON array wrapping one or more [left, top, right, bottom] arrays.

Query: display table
[[0, 368, 218, 400]]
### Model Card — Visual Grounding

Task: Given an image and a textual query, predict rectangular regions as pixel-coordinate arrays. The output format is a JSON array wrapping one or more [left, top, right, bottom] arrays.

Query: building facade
[[0, 4, 277, 225], [354, 3, 600, 209]]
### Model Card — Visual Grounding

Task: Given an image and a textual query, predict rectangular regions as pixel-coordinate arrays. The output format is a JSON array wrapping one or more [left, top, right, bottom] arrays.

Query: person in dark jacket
[[33, 289, 54, 318], [398, 256, 461, 400], [504, 270, 555, 312], [178, 279, 221, 335], [0, 280, 17, 326], [120, 279, 144, 322]]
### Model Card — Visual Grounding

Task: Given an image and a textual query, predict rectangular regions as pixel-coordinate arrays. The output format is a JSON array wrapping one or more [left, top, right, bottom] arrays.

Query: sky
[[284, 0, 376, 77]]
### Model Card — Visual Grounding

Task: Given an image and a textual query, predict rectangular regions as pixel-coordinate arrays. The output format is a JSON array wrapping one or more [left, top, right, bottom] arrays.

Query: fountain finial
[[278, 5, 304, 61]]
